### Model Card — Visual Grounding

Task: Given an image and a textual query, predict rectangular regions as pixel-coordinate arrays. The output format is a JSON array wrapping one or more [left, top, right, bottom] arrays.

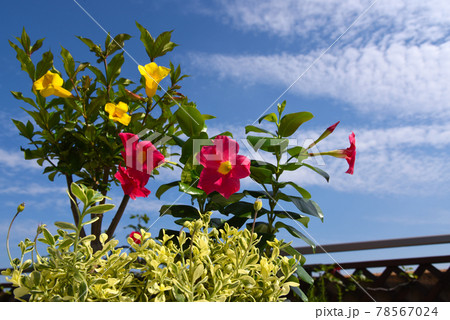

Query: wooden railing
[[294, 234, 450, 302]]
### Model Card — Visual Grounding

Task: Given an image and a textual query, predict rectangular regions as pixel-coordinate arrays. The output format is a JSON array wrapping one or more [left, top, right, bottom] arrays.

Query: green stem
[[6, 205, 24, 264]]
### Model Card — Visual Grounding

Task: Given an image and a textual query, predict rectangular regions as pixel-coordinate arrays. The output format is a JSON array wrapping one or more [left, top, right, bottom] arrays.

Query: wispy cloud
[[190, 41, 450, 119], [190, 1, 450, 120], [0, 148, 40, 171]]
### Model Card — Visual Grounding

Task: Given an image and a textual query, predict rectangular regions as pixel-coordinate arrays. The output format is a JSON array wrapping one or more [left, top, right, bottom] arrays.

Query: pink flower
[[129, 231, 142, 244], [119, 132, 165, 175], [197, 135, 251, 199], [343, 132, 356, 175], [115, 166, 151, 200], [308, 132, 356, 174], [327, 121, 340, 133]]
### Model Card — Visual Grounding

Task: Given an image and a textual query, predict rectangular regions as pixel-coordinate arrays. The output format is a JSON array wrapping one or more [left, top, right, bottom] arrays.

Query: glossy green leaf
[[54, 221, 77, 231], [258, 112, 278, 124], [85, 204, 115, 215], [156, 181, 179, 199], [296, 265, 314, 284], [175, 106, 205, 137], [35, 51, 54, 79], [302, 163, 330, 182], [272, 211, 309, 227], [275, 181, 311, 199], [245, 125, 276, 137], [278, 112, 314, 137], [247, 136, 289, 153], [160, 204, 200, 219], [11, 91, 37, 108], [287, 196, 324, 221], [61, 46, 75, 78], [71, 183, 87, 206], [179, 182, 205, 197], [250, 166, 272, 184], [275, 221, 315, 249], [106, 52, 124, 86], [81, 216, 99, 226]]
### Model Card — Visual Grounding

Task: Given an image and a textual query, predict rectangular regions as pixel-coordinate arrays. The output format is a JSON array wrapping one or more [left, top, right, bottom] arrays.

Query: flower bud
[[254, 198, 263, 213], [17, 203, 25, 213]]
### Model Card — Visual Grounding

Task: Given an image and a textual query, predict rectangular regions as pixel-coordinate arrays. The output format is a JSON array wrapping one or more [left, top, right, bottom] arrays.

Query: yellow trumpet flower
[[105, 102, 131, 126], [33, 71, 73, 98], [138, 62, 170, 98]]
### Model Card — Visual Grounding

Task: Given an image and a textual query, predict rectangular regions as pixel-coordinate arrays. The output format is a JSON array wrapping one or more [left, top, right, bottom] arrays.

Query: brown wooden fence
[[294, 234, 450, 302]]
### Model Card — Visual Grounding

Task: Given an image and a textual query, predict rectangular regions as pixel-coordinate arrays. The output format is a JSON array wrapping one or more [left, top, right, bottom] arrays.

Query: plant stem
[[106, 194, 130, 240], [65, 174, 86, 238], [6, 206, 23, 264]]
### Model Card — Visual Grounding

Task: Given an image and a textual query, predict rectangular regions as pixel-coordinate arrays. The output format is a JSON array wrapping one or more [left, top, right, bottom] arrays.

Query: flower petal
[[197, 168, 222, 195], [230, 155, 251, 179], [52, 86, 72, 98], [215, 176, 240, 199]]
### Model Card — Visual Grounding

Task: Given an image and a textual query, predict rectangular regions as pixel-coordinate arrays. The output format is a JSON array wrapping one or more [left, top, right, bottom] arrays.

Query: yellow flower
[[105, 102, 131, 126], [138, 62, 170, 98], [33, 71, 72, 98]]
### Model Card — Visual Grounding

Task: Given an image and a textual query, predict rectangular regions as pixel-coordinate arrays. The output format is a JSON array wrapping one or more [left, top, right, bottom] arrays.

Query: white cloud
[[0, 148, 40, 171], [214, 0, 450, 46], [0, 182, 66, 196], [190, 41, 450, 119], [189, 1, 450, 119]]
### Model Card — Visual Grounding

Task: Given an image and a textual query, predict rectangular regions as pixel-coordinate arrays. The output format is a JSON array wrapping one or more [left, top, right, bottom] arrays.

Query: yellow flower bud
[[254, 198, 263, 213], [17, 203, 25, 213]]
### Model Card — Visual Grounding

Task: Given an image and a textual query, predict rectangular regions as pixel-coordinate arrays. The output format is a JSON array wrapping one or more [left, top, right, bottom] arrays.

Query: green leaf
[[275, 221, 315, 249], [85, 204, 115, 215], [81, 216, 99, 226], [61, 46, 75, 78], [107, 33, 132, 56], [273, 211, 309, 227], [174, 106, 205, 137], [106, 52, 124, 86], [42, 228, 55, 246], [246, 136, 289, 153], [276, 181, 311, 199], [35, 50, 54, 79], [54, 221, 77, 231], [223, 201, 268, 218], [179, 182, 205, 197], [135, 21, 155, 59], [245, 125, 276, 137], [292, 286, 308, 302], [31, 38, 45, 55], [280, 244, 305, 263], [11, 91, 37, 108], [151, 30, 178, 59], [71, 183, 87, 206], [258, 112, 278, 124], [278, 112, 314, 138], [202, 114, 216, 120], [296, 265, 314, 285], [302, 163, 330, 182], [156, 181, 180, 199], [250, 166, 272, 184], [160, 205, 200, 219], [20, 27, 31, 54], [9, 40, 35, 80], [88, 65, 107, 86], [287, 196, 324, 221]]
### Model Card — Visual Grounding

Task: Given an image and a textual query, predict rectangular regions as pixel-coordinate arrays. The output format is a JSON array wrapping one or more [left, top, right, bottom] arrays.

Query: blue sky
[[1, 0, 449, 269]]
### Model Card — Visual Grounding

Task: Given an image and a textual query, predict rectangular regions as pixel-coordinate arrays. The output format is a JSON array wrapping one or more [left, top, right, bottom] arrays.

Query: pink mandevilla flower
[[197, 135, 251, 199], [343, 132, 356, 175], [119, 132, 165, 175], [115, 166, 151, 200], [129, 231, 142, 244]]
